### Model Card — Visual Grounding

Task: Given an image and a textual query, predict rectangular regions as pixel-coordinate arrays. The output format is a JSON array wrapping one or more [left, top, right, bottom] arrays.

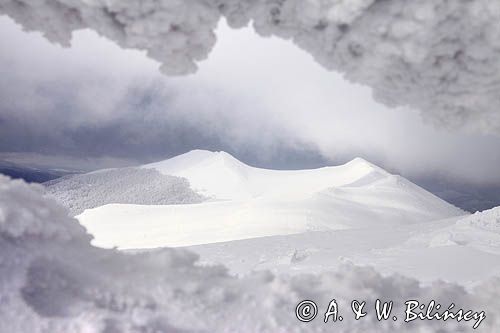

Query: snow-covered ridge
[[76, 150, 464, 249], [143, 150, 400, 200]]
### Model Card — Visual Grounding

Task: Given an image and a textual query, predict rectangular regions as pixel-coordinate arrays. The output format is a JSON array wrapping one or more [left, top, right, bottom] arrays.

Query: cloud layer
[[2, 0, 500, 133], [1, 14, 500, 188]]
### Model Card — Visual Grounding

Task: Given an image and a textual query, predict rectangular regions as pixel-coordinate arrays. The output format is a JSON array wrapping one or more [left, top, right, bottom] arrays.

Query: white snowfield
[[2, 175, 500, 332], [77, 150, 464, 249], [189, 212, 500, 286]]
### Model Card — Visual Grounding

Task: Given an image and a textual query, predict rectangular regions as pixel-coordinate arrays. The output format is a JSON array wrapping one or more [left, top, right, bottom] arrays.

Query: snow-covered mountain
[[3, 175, 500, 332], [72, 150, 464, 249]]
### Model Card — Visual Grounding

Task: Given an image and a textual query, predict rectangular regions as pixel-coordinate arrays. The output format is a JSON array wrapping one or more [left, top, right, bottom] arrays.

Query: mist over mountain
[[0, 160, 74, 183]]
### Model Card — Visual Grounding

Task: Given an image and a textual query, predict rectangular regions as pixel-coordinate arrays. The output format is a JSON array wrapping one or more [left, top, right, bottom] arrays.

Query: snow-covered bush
[[1, 175, 499, 332], [45, 168, 206, 215]]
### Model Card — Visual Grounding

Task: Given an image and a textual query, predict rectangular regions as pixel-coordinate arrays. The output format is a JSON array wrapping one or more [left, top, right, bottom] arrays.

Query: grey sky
[[1, 15, 500, 186]]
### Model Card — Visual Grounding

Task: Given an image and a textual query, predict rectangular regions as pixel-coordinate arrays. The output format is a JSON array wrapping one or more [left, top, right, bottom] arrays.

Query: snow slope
[[2, 175, 499, 332], [77, 150, 464, 249], [190, 212, 500, 286]]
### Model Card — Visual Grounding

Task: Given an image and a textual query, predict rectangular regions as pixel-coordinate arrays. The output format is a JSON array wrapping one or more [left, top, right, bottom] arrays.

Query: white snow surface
[[77, 150, 464, 249], [2, 175, 500, 332], [189, 213, 500, 286]]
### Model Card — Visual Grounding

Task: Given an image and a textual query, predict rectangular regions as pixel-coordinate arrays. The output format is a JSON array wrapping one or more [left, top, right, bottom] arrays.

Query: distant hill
[[66, 150, 464, 249], [0, 161, 75, 183]]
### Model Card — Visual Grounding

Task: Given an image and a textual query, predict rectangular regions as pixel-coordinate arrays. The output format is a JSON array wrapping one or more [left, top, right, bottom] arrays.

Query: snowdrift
[[75, 150, 464, 248], [1, 175, 500, 332], [410, 207, 500, 256], [190, 211, 500, 285]]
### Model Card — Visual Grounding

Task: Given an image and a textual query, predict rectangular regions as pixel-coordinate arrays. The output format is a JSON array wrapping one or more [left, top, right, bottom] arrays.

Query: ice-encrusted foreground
[[2, 1, 500, 133], [1, 175, 500, 332]]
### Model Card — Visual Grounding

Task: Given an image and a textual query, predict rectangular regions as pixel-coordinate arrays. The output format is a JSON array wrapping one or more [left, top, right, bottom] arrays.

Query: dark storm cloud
[[0, 23, 327, 170], [0, 72, 326, 168], [1, 9, 500, 217], [1, 13, 500, 181]]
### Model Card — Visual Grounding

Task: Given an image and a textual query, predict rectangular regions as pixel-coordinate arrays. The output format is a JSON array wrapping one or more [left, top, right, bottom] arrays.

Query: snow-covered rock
[[412, 207, 500, 256]]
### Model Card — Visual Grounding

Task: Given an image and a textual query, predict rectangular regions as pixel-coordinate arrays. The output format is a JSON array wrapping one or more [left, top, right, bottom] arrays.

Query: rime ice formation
[[2, 0, 500, 132], [1, 174, 500, 332], [45, 168, 206, 215]]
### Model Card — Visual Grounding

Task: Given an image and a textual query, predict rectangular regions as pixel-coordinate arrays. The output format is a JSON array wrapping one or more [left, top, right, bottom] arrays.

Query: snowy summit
[[71, 150, 464, 249]]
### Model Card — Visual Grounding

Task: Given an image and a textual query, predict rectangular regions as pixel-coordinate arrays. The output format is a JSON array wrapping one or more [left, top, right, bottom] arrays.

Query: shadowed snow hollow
[[74, 150, 464, 249]]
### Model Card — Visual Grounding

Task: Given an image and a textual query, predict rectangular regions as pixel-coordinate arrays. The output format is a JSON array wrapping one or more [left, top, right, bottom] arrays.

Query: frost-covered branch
[[2, 0, 500, 132]]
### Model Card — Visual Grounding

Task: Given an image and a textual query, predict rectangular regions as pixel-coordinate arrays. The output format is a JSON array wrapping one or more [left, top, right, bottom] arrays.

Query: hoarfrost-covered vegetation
[[2, 0, 500, 133], [1, 175, 500, 332], [45, 168, 206, 215]]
